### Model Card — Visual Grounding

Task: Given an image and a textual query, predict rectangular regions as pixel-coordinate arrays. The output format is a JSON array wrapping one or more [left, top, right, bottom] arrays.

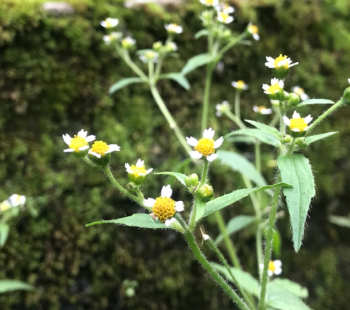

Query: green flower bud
[[287, 93, 301, 107], [152, 41, 163, 51], [197, 184, 214, 201], [185, 174, 199, 187], [295, 137, 307, 149], [126, 182, 138, 190], [282, 135, 292, 143], [343, 87, 350, 105]]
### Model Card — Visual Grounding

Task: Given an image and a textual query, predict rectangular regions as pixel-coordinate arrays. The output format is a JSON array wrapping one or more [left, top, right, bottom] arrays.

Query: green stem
[[122, 50, 148, 81], [269, 109, 280, 128], [225, 110, 246, 129], [184, 229, 250, 310], [201, 64, 214, 132], [235, 91, 241, 120], [285, 137, 296, 156], [218, 32, 247, 57], [200, 159, 210, 187], [154, 56, 164, 80], [256, 227, 263, 280]]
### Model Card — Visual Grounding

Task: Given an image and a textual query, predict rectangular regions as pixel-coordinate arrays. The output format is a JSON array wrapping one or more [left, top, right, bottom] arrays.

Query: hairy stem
[[201, 64, 214, 132]]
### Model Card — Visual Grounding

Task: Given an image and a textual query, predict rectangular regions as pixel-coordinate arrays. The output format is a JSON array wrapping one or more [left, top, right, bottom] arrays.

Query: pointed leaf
[[277, 155, 315, 252], [155, 172, 187, 187], [214, 215, 256, 245], [194, 29, 209, 39], [0, 224, 10, 247], [194, 199, 207, 222], [245, 120, 282, 139], [225, 129, 281, 147], [0, 280, 33, 293], [305, 132, 338, 146], [270, 279, 309, 298], [297, 98, 334, 106], [328, 215, 350, 228], [158, 73, 190, 90], [181, 53, 214, 75], [86, 214, 166, 229], [109, 77, 144, 94]]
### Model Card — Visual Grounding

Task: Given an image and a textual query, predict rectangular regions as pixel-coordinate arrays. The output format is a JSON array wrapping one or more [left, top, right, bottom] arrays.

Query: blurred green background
[[1, 0, 350, 309]]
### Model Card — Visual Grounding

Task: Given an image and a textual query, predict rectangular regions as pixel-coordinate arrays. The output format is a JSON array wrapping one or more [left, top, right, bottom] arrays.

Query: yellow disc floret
[[194, 138, 215, 157], [268, 261, 276, 272], [248, 24, 258, 34], [274, 54, 288, 68], [219, 12, 229, 22], [258, 105, 267, 112], [130, 165, 147, 176], [236, 80, 246, 89], [90, 141, 110, 156], [267, 83, 282, 94], [69, 136, 88, 152], [152, 197, 176, 222], [289, 118, 308, 132], [205, 0, 214, 4]]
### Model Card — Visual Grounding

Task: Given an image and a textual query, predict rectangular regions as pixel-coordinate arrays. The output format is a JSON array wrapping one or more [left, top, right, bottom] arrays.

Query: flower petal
[[89, 151, 101, 158], [161, 185, 172, 198], [283, 116, 290, 126], [262, 108, 273, 115], [304, 115, 313, 124], [136, 159, 144, 167], [165, 218, 176, 227], [79, 145, 89, 151], [253, 34, 260, 41], [268, 270, 273, 277], [292, 111, 300, 119], [214, 136, 224, 149], [77, 129, 88, 138], [175, 201, 185, 212], [108, 144, 121, 151], [274, 260, 282, 267], [274, 267, 282, 275], [85, 135, 96, 142], [186, 137, 198, 147], [62, 134, 72, 145], [63, 148, 74, 153], [203, 127, 215, 139], [146, 168, 153, 174], [207, 154, 218, 162], [190, 151, 202, 159], [143, 198, 156, 208], [125, 163, 132, 173]]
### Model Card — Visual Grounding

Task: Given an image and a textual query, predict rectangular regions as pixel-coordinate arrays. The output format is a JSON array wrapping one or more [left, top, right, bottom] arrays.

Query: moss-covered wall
[[1, 0, 350, 309]]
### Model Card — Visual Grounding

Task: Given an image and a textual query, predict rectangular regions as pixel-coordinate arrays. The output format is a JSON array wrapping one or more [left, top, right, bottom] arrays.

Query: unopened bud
[[343, 87, 350, 105], [282, 135, 292, 143], [295, 137, 307, 149], [197, 184, 214, 201], [185, 174, 199, 187], [287, 93, 300, 106]]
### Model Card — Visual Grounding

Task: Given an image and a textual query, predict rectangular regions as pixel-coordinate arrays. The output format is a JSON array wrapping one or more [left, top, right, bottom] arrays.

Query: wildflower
[[165, 23, 183, 34], [253, 105, 272, 115], [265, 54, 298, 79], [217, 11, 234, 24], [260, 260, 282, 276], [125, 159, 153, 185], [143, 185, 184, 227], [152, 41, 163, 51], [262, 78, 284, 100], [215, 3, 235, 14], [8, 194, 26, 207], [165, 42, 178, 52], [121, 37, 136, 49], [100, 18, 119, 28], [247, 23, 260, 41], [216, 101, 230, 117], [186, 128, 224, 162], [199, 0, 219, 6], [139, 51, 158, 63], [0, 200, 11, 212], [103, 32, 122, 44], [89, 141, 120, 158], [292, 86, 308, 101], [63, 129, 95, 158], [232, 80, 249, 90], [283, 111, 313, 132]]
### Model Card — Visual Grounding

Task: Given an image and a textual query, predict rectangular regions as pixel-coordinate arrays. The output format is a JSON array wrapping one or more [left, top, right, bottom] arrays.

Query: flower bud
[[287, 93, 300, 107], [343, 87, 350, 105], [127, 182, 138, 190], [282, 135, 292, 144], [185, 174, 199, 187], [152, 41, 163, 51], [197, 184, 214, 201], [295, 137, 307, 149]]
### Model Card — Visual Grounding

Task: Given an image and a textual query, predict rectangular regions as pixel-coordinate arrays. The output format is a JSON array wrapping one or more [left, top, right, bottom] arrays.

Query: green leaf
[[328, 215, 350, 228], [211, 262, 259, 295], [214, 215, 256, 245], [245, 120, 282, 139], [0, 224, 10, 247], [297, 98, 334, 107], [109, 77, 144, 94], [270, 279, 309, 298], [194, 29, 209, 39], [225, 129, 281, 147], [200, 183, 292, 220], [86, 214, 166, 229], [225, 136, 253, 144], [155, 172, 187, 187], [277, 154, 315, 252], [194, 199, 207, 222], [181, 53, 214, 75], [0, 280, 33, 293], [158, 73, 190, 90], [305, 132, 338, 146]]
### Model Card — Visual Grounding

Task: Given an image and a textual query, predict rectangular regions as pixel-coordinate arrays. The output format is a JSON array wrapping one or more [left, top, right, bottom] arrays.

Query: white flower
[[253, 106, 272, 115], [186, 128, 224, 162], [265, 54, 298, 69], [121, 36, 136, 48], [216, 101, 230, 117], [260, 260, 282, 276], [139, 51, 159, 63], [103, 32, 122, 44], [89, 140, 120, 158], [247, 22, 260, 41], [165, 23, 183, 34], [217, 11, 234, 24], [283, 111, 313, 132], [100, 18, 119, 28], [292, 86, 309, 101], [125, 159, 153, 176], [143, 185, 184, 227], [232, 80, 249, 90], [8, 194, 26, 207], [199, 0, 219, 6], [0, 200, 11, 212], [62, 129, 95, 153], [215, 3, 235, 14], [262, 78, 284, 95]]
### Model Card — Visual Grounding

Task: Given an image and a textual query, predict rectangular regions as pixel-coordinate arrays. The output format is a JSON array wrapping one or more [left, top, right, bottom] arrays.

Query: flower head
[[217, 11, 234, 24], [165, 42, 178, 52], [63, 129, 95, 156], [253, 105, 272, 115], [265, 54, 298, 69], [215, 3, 235, 14], [216, 101, 230, 117], [199, 0, 219, 6], [283, 111, 313, 132], [248, 22, 259, 41], [103, 32, 122, 44], [232, 80, 249, 90], [125, 159, 153, 185], [292, 86, 309, 101], [100, 18, 119, 28], [0, 200, 11, 212], [121, 36, 136, 49], [262, 78, 284, 95], [8, 194, 26, 207], [186, 128, 224, 162], [165, 23, 183, 34], [143, 185, 184, 227], [89, 141, 120, 158], [139, 51, 158, 63], [260, 260, 282, 276]]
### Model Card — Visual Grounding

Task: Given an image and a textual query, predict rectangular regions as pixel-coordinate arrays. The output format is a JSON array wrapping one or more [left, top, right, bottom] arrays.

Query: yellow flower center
[[248, 25, 259, 34], [69, 136, 88, 152], [268, 261, 276, 272], [219, 12, 229, 22], [105, 20, 112, 28], [258, 106, 267, 112], [236, 80, 246, 89], [289, 118, 308, 132], [205, 0, 214, 4], [194, 138, 215, 157], [130, 165, 147, 177], [90, 141, 109, 156], [152, 197, 176, 222], [274, 54, 288, 68], [266, 83, 282, 94]]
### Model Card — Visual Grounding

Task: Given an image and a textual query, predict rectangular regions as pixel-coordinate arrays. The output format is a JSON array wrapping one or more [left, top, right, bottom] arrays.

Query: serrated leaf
[[194, 29, 209, 39], [181, 53, 214, 75], [277, 155, 315, 252], [155, 172, 187, 187], [0, 280, 33, 293], [158, 73, 190, 90], [109, 77, 144, 94], [201, 183, 292, 219], [270, 279, 309, 298], [214, 215, 256, 245], [225, 129, 281, 147], [0, 224, 10, 247], [211, 262, 259, 295], [245, 120, 282, 139], [328, 215, 350, 228], [297, 98, 334, 106], [305, 132, 338, 146], [86, 214, 166, 229]]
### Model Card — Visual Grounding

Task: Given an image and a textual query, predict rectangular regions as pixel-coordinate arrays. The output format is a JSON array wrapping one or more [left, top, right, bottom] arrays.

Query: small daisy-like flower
[[292, 86, 309, 101], [216, 101, 230, 117], [165, 42, 178, 52], [283, 111, 313, 132], [217, 11, 234, 24], [103, 32, 122, 44], [139, 51, 159, 63], [165, 23, 183, 34], [89, 141, 120, 158], [247, 22, 260, 41], [121, 36, 136, 49], [0, 200, 11, 212], [215, 3, 235, 14], [200, 0, 219, 6], [8, 194, 26, 207], [143, 185, 184, 227], [262, 78, 284, 95], [125, 159, 153, 185], [260, 260, 282, 276], [253, 105, 272, 115], [100, 18, 119, 28], [186, 128, 224, 162], [232, 80, 249, 90], [265, 54, 298, 69], [62, 129, 95, 154]]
